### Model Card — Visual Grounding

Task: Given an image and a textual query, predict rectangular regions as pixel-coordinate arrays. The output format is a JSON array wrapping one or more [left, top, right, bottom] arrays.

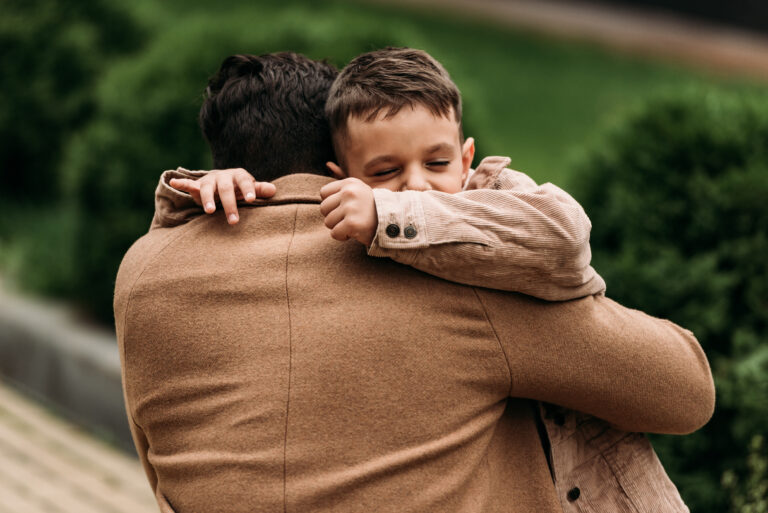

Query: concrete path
[[367, 0, 768, 80], [0, 284, 132, 449], [0, 380, 157, 513]]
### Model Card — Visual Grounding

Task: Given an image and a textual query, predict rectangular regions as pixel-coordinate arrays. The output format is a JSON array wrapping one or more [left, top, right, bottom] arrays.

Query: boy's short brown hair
[[325, 47, 462, 157]]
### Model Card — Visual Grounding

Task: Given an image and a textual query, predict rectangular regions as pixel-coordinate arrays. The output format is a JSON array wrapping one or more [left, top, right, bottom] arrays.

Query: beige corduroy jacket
[[116, 173, 714, 513]]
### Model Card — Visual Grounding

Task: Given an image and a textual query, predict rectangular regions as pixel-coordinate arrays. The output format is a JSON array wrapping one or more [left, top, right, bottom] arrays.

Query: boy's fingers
[[255, 182, 276, 198], [320, 180, 344, 200], [319, 192, 342, 216], [169, 177, 198, 193], [199, 182, 216, 213], [323, 205, 346, 230], [217, 178, 239, 224], [237, 176, 257, 203], [330, 221, 351, 242]]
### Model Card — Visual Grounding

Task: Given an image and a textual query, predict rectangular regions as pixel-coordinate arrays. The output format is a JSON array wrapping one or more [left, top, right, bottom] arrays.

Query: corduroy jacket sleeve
[[367, 157, 606, 301], [474, 290, 715, 435], [150, 168, 209, 230]]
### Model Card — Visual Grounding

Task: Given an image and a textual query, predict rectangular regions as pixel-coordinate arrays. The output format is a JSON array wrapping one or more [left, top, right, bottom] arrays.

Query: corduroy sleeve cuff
[[151, 167, 209, 229], [367, 189, 429, 259]]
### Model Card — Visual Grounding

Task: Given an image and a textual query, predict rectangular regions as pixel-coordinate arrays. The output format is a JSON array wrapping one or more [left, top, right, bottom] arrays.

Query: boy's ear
[[461, 137, 475, 184], [326, 161, 347, 180]]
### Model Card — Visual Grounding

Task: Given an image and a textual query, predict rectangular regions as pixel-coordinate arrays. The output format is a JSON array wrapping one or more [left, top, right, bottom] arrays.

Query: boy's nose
[[401, 167, 431, 191]]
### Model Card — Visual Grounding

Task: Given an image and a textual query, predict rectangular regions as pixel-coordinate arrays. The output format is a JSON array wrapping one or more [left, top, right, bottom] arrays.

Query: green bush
[[723, 435, 768, 513], [573, 89, 768, 513], [0, 0, 142, 201]]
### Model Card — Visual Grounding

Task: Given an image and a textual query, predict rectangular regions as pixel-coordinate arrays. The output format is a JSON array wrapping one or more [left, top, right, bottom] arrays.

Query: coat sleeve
[[367, 157, 606, 300], [475, 290, 715, 434]]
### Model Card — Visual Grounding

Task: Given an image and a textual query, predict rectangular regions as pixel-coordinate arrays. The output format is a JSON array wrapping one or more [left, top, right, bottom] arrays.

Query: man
[[114, 53, 714, 512]]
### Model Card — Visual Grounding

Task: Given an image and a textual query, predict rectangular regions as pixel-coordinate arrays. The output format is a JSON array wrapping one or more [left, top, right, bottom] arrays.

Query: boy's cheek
[[439, 172, 466, 194]]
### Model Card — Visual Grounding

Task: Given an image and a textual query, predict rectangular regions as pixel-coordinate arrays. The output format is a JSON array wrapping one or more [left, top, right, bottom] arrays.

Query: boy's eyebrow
[[363, 155, 398, 171], [425, 143, 455, 154]]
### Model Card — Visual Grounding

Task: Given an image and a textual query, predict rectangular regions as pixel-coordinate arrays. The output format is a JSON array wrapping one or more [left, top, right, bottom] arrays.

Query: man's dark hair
[[325, 47, 462, 161], [199, 53, 338, 181]]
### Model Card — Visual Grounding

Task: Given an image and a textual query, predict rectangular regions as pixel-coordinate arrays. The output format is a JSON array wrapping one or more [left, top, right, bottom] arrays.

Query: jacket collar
[[464, 156, 512, 191], [257, 173, 335, 205]]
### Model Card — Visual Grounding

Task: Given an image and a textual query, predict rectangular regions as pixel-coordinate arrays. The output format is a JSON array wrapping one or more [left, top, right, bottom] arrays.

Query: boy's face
[[330, 106, 474, 193]]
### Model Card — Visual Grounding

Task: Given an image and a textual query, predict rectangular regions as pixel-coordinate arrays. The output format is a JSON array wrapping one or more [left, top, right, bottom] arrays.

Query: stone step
[[0, 380, 157, 513]]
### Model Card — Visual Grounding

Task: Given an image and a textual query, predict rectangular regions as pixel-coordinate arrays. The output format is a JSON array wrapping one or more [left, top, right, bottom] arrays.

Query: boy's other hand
[[169, 168, 276, 225], [319, 178, 377, 246]]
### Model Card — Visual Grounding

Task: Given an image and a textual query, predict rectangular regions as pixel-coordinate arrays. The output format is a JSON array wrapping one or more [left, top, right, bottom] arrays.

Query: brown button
[[567, 487, 581, 501], [385, 224, 400, 238], [404, 225, 417, 239], [553, 413, 566, 426]]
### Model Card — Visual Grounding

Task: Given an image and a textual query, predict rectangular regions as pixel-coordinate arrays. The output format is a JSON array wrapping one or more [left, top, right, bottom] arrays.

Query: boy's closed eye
[[374, 161, 451, 177]]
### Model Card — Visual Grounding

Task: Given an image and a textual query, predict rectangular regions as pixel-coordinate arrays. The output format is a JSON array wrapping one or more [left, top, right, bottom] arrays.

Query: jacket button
[[385, 224, 400, 238], [567, 487, 581, 502], [404, 225, 417, 239], [553, 413, 566, 426]]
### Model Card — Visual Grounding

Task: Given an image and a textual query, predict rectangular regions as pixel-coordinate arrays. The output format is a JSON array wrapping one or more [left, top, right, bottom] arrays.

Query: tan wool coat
[[115, 173, 714, 513]]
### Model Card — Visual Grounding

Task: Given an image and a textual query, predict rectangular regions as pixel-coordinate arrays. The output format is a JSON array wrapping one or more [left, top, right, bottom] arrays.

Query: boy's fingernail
[[205, 202, 215, 212], [229, 214, 238, 223], [245, 192, 255, 201]]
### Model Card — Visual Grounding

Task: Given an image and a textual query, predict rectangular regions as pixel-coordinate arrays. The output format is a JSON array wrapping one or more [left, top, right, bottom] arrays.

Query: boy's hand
[[169, 168, 276, 225], [319, 178, 377, 246]]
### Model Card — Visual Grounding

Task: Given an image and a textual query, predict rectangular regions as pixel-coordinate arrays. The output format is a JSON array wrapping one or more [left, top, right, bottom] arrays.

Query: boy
[[160, 48, 688, 511]]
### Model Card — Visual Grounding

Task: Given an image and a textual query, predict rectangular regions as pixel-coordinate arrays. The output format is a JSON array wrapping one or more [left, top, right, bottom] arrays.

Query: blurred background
[[1, 0, 766, 511]]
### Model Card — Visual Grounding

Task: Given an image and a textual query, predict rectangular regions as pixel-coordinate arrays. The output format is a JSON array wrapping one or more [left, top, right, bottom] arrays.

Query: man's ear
[[326, 161, 347, 180], [460, 137, 475, 184]]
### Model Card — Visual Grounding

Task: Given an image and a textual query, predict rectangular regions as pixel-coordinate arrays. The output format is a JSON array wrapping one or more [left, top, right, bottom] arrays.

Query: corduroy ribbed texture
[[367, 156, 606, 300], [540, 404, 690, 512]]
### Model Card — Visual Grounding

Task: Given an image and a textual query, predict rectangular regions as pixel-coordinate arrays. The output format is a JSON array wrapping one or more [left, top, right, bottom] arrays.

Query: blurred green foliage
[[10, 0, 747, 321], [723, 435, 768, 513], [0, 0, 143, 201], [1, 1, 768, 509], [573, 89, 768, 512]]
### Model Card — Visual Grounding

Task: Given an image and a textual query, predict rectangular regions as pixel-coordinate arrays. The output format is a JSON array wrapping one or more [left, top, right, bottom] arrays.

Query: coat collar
[[256, 173, 335, 205]]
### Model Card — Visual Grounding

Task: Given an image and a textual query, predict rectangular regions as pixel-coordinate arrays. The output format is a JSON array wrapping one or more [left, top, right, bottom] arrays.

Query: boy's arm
[[368, 156, 606, 301], [151, 167, 275, 230]]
